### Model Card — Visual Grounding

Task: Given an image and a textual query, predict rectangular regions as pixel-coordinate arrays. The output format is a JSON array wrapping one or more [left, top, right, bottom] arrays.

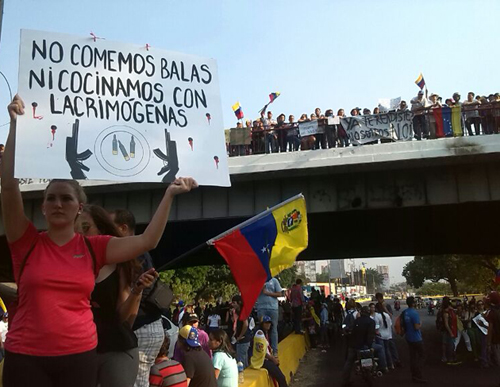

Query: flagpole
[[207, 193, 305, 245], [155, 241, 211, 272], [155, 193, 305, 272]]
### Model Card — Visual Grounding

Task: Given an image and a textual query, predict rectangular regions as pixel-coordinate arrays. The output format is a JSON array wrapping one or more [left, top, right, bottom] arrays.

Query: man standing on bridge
[[403, 296, 427, 384]]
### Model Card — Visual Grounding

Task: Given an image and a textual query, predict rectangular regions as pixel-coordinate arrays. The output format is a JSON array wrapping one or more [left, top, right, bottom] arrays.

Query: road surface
[[291, 305, 497, 387]]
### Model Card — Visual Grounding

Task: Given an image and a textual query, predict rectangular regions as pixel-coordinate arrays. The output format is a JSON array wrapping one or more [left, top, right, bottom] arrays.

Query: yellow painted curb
[[241, 333, 308, 387]]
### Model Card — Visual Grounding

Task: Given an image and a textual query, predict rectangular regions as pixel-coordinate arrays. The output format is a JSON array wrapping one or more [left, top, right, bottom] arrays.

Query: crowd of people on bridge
[[227, 90, 500, 156]]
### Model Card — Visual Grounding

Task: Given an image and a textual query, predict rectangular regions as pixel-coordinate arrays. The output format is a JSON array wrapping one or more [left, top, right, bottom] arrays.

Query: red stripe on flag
[[214, 230, 268, 320]]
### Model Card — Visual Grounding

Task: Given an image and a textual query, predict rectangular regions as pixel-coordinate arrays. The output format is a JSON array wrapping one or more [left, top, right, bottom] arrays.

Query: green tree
[[316, 271, 330, 283], [365, 268, 385, 293], [159, 265, 238, 303], [277, 265, 299, 289], [403, 255, 499, 296]]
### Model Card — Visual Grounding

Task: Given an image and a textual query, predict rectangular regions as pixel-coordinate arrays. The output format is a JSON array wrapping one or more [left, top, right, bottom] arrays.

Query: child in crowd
[[208, 329, 238, 387], [150, 336, 187, 387]]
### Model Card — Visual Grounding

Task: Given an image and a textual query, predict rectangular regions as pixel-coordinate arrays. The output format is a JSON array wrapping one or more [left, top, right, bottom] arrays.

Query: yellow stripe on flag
[[232, 102, 240, 112], [269, 196, 308, 277]]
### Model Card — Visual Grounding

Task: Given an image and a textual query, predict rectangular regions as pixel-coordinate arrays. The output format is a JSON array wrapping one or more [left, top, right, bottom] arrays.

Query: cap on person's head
[[418, 90, 424, 95], [179, 325, 201, 347], [430, 93, 438, 98], [355, 107, 361, 111], [453, 92, 460, 97], [178, 300, 184, 307], [185, 313, 199, 324], [488, 291, 500, 305], [262, 315, 272, 324]]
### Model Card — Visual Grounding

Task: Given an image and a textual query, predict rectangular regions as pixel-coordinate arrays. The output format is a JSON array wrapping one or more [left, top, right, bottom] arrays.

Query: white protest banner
[[340, 110, 414, 145], [328, 116, 340, 125], [472, 313, 489, 336], [15, 30, 230, 186], [298, 120, 323, 136], [378, 97, 401, 113]]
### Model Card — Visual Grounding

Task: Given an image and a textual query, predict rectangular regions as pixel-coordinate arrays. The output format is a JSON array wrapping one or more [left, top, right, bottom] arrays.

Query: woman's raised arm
[[1, 96, 29, 243], [105, 177, 197, 264]]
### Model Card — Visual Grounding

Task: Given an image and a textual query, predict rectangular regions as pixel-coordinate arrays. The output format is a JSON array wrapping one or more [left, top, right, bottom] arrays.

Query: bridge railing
[[226, 102, 500, 157]]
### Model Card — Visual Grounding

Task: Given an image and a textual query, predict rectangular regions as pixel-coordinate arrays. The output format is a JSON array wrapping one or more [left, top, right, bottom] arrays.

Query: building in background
[[304, 261, 317, 282], [376, 265, 390, 290], [295, 261, 306, 277], [330, 259, 346, 279]]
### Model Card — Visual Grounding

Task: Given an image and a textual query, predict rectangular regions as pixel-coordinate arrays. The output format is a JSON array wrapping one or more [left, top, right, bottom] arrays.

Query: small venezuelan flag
[[269, 92, 281, 103], [232, 102, 244, 120], [213, 194, 308, 320], [415, 73, 426, 90]]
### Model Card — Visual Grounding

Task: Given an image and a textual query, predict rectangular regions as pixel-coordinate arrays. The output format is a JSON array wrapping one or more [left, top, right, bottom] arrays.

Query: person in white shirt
[[375, 303, 402, 369], [411, 90, 432, 140], [207, 309, 221, 333]]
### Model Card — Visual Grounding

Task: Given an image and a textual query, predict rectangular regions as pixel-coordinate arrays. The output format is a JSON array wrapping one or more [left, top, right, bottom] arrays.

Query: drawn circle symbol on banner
[[94, 125, 151, 177]]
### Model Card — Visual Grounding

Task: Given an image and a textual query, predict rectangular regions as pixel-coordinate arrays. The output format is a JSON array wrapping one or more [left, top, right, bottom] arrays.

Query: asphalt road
[[291, 305, 498, 387]]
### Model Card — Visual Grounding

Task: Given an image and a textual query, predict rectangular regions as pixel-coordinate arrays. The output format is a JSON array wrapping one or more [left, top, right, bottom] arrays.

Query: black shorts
[[3, 349, 97, 387]]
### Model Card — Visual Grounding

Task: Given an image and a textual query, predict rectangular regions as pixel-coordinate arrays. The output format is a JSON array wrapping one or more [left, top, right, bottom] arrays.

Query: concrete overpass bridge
[[1, 135, 500, 279]]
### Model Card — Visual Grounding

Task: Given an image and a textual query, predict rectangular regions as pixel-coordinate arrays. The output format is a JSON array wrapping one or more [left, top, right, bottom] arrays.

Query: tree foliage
[[277, 265, 299, 289], [365, 268, 385, 293], [159, 265, 238, 303], [316, 271, 330, 283], [403, 255, 499, 296]]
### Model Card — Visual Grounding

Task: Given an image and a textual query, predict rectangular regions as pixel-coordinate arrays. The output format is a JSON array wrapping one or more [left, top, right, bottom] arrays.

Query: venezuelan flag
[[213, 194, 308, 320], [269, 92, 281, 103], [415, 73, 425, 90], [232, 102, 244, 120]]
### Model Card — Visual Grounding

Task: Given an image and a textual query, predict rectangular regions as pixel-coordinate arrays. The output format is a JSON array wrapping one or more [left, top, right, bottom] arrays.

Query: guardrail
[[226, 103, 500, 156]]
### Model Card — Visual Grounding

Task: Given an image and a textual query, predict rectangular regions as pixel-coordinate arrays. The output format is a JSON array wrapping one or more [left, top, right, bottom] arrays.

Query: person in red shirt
[[1, 95, 197, 387]]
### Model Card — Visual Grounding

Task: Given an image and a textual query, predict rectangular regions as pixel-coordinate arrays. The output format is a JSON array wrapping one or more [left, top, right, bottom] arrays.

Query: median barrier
[[241, 332, 309, 387]]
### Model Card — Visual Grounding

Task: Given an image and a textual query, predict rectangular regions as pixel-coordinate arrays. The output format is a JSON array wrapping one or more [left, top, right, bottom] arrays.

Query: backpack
[[394, 310, 406, 336], [343, 310, 356, 334]]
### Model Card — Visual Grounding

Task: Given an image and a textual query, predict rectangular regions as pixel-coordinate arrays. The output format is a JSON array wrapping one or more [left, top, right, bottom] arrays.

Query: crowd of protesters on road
[[227, 91, 500, 156], [0, 96, 289, 387]]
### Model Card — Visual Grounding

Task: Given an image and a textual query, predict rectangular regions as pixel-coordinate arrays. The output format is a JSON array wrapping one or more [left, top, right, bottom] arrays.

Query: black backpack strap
[[83, 237, 98, 277], [17, 239, 37, 284]]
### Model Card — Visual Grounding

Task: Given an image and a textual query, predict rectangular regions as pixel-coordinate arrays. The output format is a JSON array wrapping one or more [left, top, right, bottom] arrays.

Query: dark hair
[[209, 329, 235, 358], [157, 335, 171, 357], [178, 336, 201, 352], [375, 303, 388, 328], [375, 292, 383, 300], [110, 208, 136, 232], [406, 296, 415, 307], [44, 179, 87, 204], [442, 296, 451, 309], [232, 295, 243, 315], [83, 205, 141, 285], [295, 279, 303, 285]]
